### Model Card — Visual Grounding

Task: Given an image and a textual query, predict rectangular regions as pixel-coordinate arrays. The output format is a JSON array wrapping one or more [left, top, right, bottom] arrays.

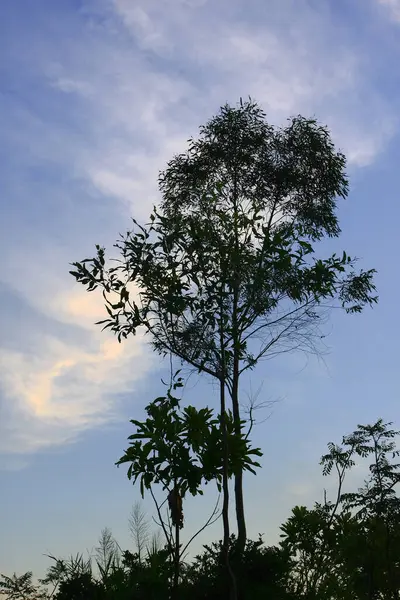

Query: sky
[[1, 0, 400, 578]]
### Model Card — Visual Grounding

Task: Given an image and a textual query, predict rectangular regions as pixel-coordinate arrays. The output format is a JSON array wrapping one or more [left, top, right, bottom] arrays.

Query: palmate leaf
[[116, 373, 263, 503]]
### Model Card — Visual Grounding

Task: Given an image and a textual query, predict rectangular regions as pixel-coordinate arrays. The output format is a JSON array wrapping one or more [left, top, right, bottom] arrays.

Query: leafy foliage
[[70, 99, 377, 562], [280, 419, 400, 599], [116, 373, 262, 500], [70, 100, 377, 376], [182, 535, 295, 600], [5, 419, 400, 600], [0, 572, 47, 600]]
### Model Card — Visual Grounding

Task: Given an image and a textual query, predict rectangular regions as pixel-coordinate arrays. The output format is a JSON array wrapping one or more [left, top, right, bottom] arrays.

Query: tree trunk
[[219, 312, 237, 600], [231, 172, 246, 556], [220, 397, 237, 599], [172, 519, 180, 599], [171, 482, 180, 600], [231, 357, 246, 555]]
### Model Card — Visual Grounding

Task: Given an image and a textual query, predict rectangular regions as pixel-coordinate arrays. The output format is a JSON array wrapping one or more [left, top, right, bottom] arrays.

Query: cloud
[[52, 77, 93, 97], [11, 0, 390, 218], [0, 283, 153, 456], [0, 228, 152, 458], [378, 0, 400, 21], [1, 336, 129, 427], [113, 4, 172, 53], [28, 0, 395, 214], [108, 0, 396, 167]]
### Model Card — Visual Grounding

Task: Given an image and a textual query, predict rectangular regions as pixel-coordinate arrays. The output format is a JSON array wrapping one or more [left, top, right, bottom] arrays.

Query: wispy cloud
[[378, 0, 400, 21], [109, 0, 397, 166], [0, 280, 152, 455]]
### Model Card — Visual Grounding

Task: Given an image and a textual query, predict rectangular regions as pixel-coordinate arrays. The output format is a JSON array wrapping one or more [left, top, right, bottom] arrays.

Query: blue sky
[[1, 0, 400, 578]]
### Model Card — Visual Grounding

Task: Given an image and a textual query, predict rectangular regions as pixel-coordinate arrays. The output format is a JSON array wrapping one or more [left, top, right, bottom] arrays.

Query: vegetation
[[1, 99, 381, 598], [115, 371, 262, 597], [3, 419, 400, 599], [70, 98, 376, 550]]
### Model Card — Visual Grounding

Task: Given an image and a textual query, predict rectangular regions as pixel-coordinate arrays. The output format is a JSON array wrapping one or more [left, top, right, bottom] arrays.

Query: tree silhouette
[[71, 99, 377, 561]]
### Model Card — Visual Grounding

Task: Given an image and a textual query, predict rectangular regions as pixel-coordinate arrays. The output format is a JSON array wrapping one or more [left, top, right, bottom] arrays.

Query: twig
[[180, 495, 221, 560]]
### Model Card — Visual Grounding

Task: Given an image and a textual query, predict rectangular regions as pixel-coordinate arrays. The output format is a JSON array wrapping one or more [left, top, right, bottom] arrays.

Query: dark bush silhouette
[[4, 419, 400, 600]]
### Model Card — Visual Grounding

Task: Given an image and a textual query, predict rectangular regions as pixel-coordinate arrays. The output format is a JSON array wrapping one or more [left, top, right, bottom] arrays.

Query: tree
[[280, 419, 400, 600], [39, 553, 93, 600], [339, 420, 400, 599], [70, 98, 377, 557], [54, 573, 104, 600], [116, 372, 261, 598], [183, 536, 295, 600], [0, 572, 47, 600]]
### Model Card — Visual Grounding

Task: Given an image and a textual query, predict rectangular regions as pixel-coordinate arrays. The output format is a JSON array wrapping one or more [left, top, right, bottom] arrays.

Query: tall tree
[[70, 98, 377, 554]]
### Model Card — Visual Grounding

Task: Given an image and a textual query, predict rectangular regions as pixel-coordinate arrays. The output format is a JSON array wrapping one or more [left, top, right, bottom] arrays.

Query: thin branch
[[180, 495, 221, 560], [242, 382, 279, 441], [149, 487, 174, 556]]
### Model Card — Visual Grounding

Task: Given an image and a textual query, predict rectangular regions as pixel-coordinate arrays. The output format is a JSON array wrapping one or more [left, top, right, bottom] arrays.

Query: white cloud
[[378, 0, 400, 21], [0, 277, 153, 455], [12, 0, 391, 217], [52, 77, 93, 97], [75, 0, 398, 198], [113, 4, 171, 53], [0, 228, 154, 457]]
